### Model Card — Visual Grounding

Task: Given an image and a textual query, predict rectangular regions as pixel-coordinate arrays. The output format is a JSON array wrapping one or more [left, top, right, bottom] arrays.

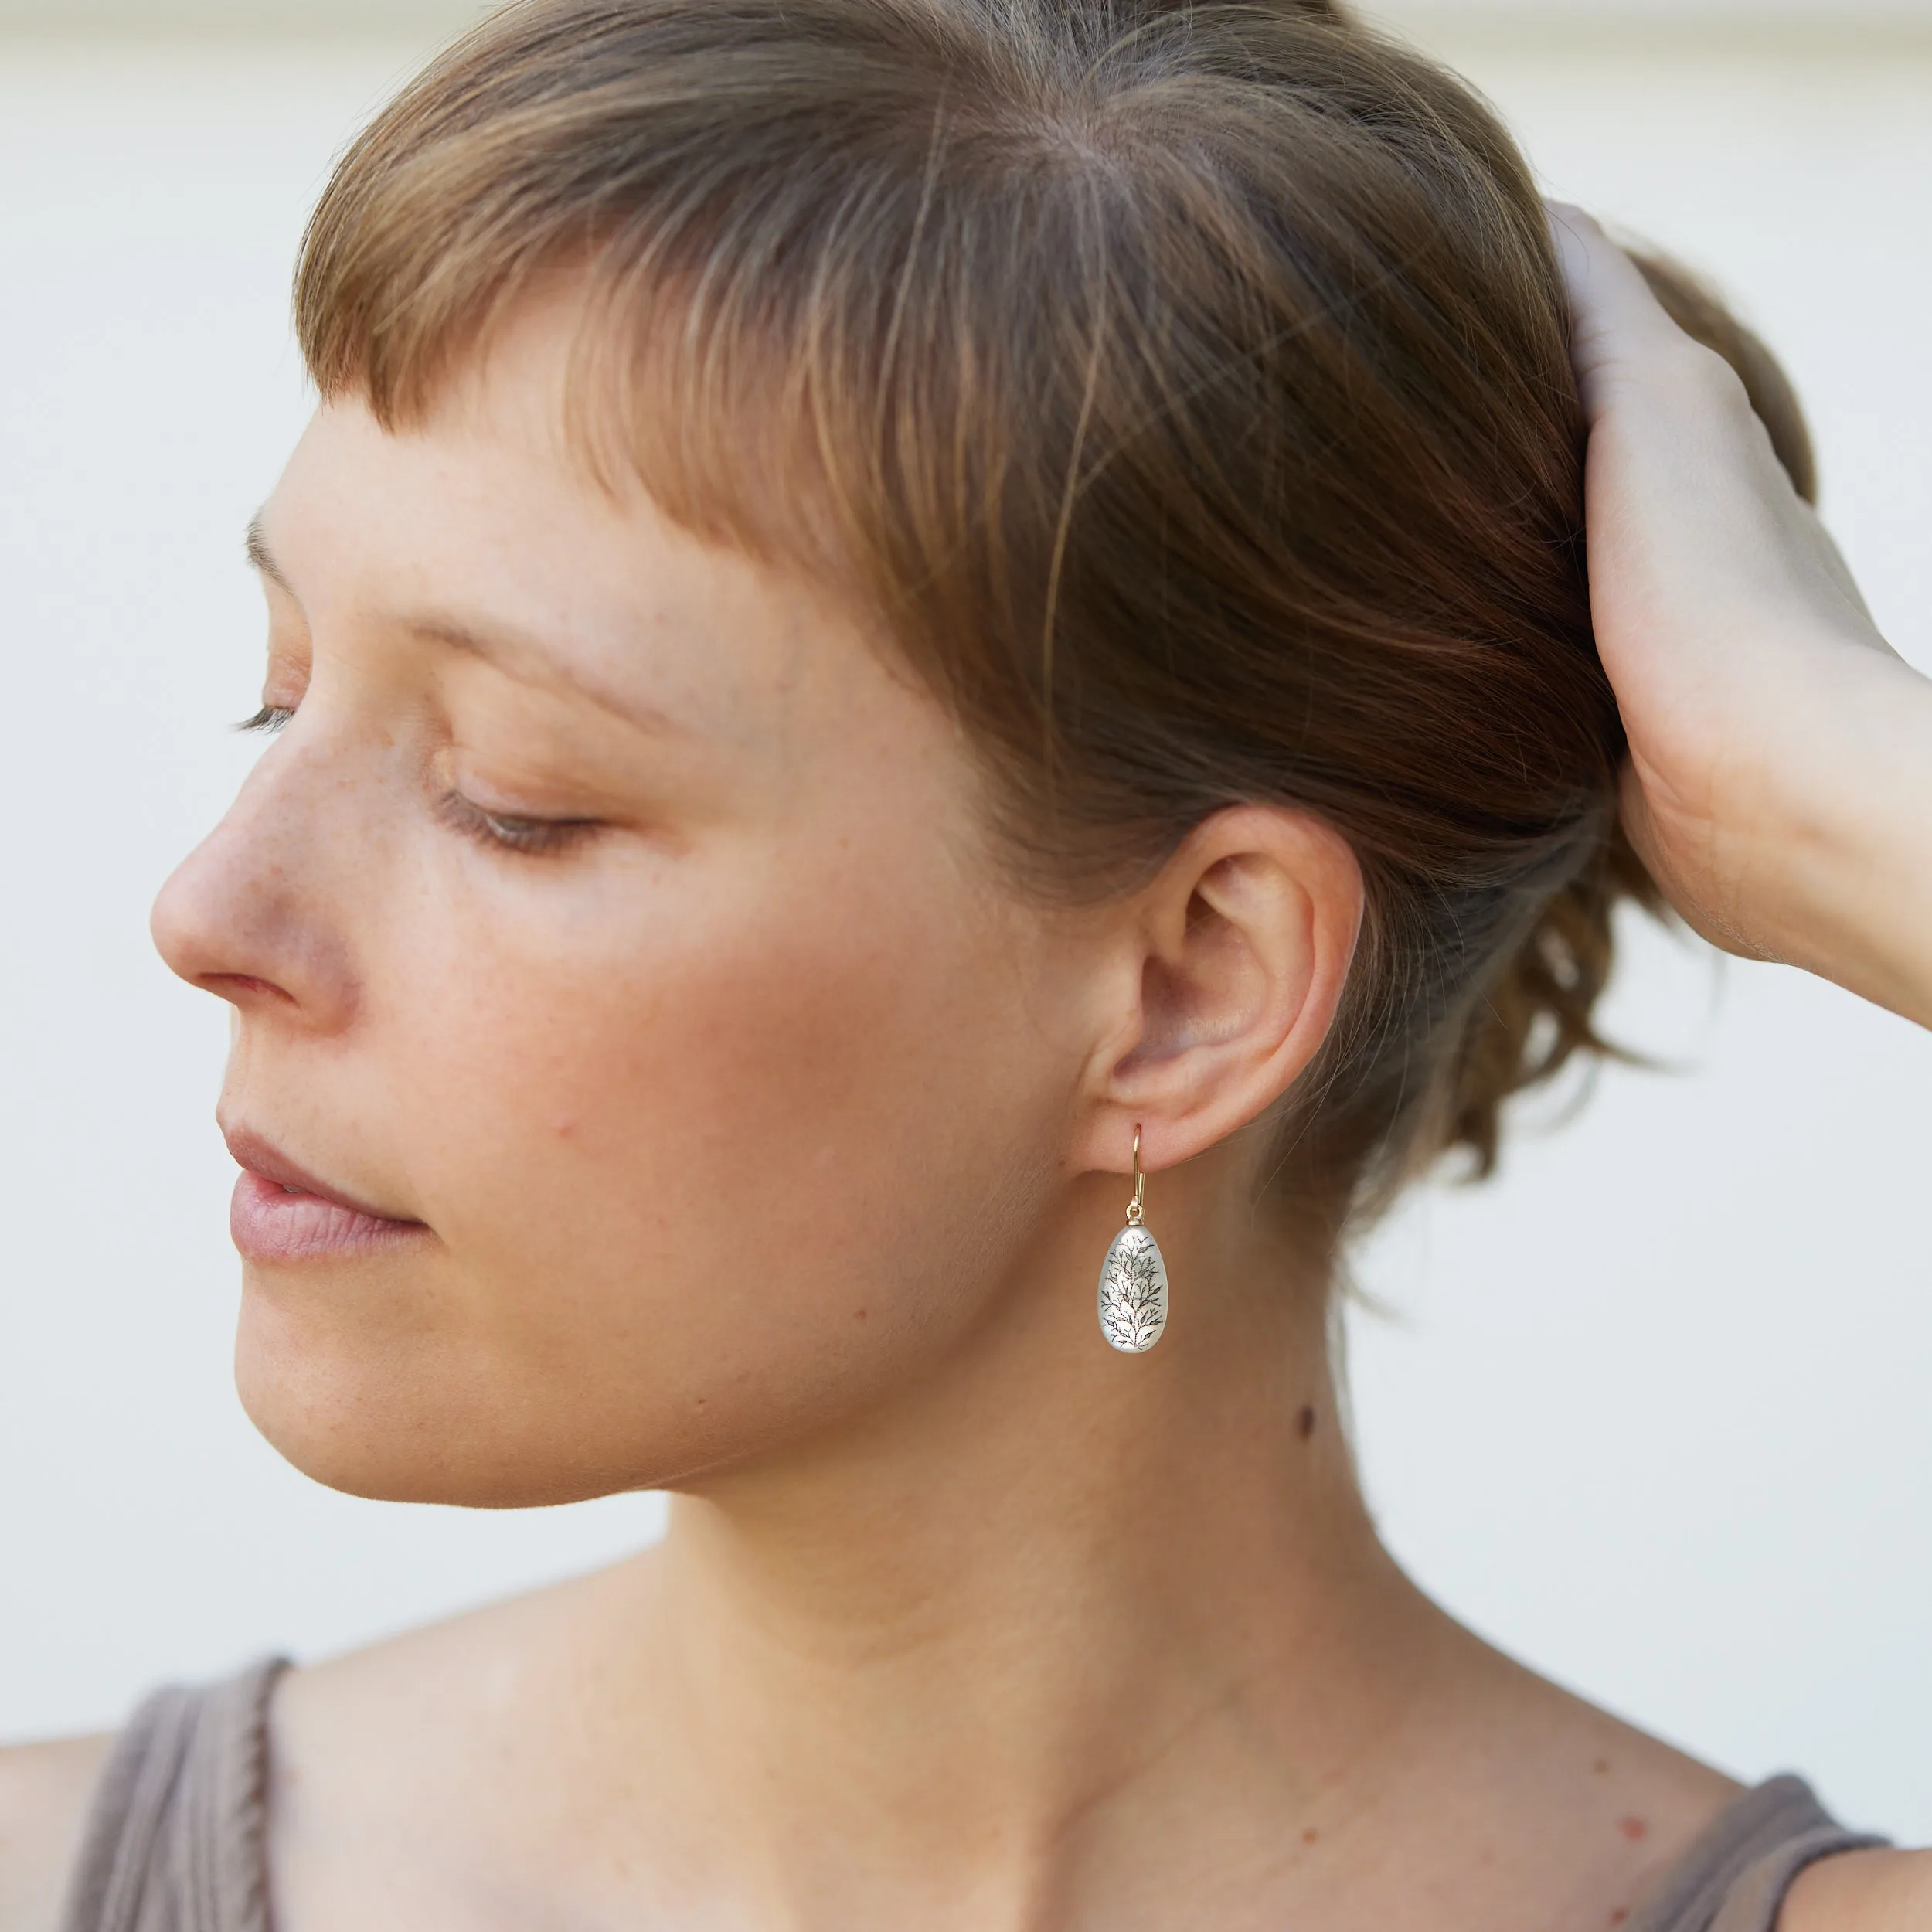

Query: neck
[[562, 1168, 1461, 1926]]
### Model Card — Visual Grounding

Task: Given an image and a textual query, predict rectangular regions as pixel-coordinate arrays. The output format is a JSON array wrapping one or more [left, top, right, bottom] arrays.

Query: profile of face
[[151, 294, 1359, 1508], [146, 304, 1046, 1505]]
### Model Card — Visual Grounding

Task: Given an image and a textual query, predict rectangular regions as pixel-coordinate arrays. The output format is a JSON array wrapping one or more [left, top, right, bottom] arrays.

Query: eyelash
[[434, 788, 600, 856], [233, 704, 596, 856]]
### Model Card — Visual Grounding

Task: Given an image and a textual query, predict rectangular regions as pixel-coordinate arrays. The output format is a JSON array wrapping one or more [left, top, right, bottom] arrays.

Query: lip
[[223, 1124, 428, 1264]]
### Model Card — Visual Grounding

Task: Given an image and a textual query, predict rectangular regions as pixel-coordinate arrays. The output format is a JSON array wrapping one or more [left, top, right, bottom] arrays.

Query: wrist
[[1741, 645, 1932, 1027]]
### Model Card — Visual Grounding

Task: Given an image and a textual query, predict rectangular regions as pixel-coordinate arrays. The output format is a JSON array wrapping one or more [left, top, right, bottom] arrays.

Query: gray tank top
[[56, 1658, 1887, 1932]]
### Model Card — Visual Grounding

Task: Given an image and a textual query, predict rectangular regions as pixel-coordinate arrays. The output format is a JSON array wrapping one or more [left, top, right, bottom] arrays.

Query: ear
[[1069, 806, 1363, 1179]]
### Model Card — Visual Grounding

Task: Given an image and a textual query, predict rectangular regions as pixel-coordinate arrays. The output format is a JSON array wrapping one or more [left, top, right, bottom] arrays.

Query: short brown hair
[[296, 0, 1815, 1229]]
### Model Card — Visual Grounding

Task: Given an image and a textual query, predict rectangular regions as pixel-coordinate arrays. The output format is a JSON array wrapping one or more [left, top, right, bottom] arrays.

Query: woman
[[3, 1, 1927, 1927]]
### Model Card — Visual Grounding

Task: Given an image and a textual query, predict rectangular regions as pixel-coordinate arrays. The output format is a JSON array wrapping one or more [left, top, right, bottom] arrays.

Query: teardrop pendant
[[1098, 1223, 1168, 1353], [1097, 1124, 1168, 1353]]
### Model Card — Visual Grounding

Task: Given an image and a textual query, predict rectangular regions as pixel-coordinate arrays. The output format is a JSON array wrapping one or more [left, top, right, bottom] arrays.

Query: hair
[[294, 0, 1815, 1236]]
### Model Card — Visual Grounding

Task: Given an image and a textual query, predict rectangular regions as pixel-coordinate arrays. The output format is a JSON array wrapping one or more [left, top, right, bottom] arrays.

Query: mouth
[[223, 1124, 430, 1264]]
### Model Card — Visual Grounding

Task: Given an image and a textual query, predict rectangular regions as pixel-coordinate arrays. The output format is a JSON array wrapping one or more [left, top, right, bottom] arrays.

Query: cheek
[[320, 838, 1077, 1495]]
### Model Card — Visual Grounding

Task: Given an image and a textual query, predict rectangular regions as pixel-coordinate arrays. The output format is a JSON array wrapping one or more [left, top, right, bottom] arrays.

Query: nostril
[[202, 971, 298, 1007]]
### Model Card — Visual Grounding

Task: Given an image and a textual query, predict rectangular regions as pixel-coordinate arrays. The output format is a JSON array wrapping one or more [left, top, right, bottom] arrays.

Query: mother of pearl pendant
[[1097, 1222, 1168, 1354]]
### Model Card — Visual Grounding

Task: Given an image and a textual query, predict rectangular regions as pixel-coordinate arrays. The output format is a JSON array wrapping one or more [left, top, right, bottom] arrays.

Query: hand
[[1550, 202, 1932, 1028]]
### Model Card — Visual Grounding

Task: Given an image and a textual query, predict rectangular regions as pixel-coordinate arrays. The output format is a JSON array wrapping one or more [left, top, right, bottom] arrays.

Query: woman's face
[[151, 301, 1106, 1506]]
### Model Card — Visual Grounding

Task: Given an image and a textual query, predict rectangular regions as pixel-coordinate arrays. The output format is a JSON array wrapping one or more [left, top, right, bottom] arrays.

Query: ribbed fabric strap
[[56, 1658, 288, 1932], [1628, 1774, 1889, 1932]]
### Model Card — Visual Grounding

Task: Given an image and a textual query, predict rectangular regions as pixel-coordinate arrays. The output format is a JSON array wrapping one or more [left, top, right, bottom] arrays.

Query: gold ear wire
[[1126, 1124, 1145, 1226]]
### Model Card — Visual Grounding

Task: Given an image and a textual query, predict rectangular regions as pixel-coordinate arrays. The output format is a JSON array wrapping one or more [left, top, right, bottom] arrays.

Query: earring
[[1097, 1124, 1168, 1353]]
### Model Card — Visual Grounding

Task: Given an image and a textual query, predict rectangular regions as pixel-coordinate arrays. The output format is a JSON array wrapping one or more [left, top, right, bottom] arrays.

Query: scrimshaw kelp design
[[1098, 1226, 1168, 1353]]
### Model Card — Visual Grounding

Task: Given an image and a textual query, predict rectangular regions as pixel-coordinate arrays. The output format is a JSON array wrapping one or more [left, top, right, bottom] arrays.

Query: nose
[[151, 733, 362, 1033]]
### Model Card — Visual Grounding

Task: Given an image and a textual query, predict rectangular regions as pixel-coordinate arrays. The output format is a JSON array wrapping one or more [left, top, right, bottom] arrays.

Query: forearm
[[1755, 648, 1932, 1029]]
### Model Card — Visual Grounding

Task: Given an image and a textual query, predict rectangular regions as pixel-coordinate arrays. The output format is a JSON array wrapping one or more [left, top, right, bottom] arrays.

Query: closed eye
[[435, 788, 602, 856], [238, 706, 294, 734]]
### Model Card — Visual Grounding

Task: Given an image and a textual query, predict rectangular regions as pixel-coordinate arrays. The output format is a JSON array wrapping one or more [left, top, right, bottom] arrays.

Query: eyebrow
[[243, 512, 689, 738]]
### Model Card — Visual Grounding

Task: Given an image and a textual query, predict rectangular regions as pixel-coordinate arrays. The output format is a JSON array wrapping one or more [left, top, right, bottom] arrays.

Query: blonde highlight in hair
[[297, 0, 1815, 1225]]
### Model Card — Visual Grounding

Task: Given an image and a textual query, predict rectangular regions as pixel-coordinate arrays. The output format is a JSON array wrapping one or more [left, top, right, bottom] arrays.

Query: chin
[[230, 1273, 812, 1509], [232, 1283, 594, 1507]]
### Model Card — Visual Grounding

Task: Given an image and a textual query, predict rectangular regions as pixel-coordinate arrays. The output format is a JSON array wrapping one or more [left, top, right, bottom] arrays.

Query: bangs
[[297, 1, 1123, 692]]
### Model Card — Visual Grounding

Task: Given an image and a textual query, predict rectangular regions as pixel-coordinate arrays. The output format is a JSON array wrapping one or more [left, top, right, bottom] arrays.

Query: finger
[[1545, 200, 1696, 417]]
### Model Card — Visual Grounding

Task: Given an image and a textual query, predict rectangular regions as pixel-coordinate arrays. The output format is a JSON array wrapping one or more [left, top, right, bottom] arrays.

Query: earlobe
[[1074, 805, 1362, 1179]]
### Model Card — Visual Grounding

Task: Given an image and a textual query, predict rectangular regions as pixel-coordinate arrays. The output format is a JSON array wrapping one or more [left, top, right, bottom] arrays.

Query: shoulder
[[274, 1563, 601, 1764], [270, 1563, 632, 1815], [265, 1566, 648, 1925], [1783, 1848, 1932, 1930], [0, 1736, 112, 1932]]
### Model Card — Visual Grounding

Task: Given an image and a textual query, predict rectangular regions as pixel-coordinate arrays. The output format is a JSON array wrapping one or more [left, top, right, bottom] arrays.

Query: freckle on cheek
[[853, 1308, 869, 1321], [1617, 1816, 1648, 1842]]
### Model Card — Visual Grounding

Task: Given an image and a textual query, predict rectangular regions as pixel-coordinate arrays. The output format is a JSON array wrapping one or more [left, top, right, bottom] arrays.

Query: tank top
[[55, 1658, 1889, 1932]]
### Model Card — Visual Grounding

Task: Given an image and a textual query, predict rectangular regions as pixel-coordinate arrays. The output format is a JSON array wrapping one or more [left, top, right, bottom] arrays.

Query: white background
[[1, 16, 1928, 1841]]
